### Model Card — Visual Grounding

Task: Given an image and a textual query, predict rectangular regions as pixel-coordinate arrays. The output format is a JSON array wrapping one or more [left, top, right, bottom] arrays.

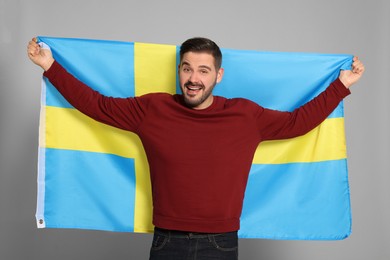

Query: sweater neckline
[[177, 95, 221, 113]]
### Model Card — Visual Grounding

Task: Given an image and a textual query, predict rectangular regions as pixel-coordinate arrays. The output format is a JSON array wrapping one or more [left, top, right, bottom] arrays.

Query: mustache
[[184, 81, 204, 88]]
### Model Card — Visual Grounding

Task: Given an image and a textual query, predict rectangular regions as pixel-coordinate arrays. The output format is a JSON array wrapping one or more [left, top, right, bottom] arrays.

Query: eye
[[182, 67, 191, 73], [200, 69, 209, 74]]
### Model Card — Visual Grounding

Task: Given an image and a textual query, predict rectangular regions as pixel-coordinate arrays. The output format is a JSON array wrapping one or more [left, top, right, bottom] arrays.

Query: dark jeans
[[149, 227, 238, 260]]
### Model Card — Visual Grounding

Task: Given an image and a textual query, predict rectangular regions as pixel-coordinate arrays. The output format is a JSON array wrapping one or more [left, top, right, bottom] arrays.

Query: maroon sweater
[[44, 61, 350, 233]]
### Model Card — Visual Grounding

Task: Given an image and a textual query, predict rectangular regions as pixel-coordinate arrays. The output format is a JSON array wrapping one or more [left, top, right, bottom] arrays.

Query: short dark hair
[[179, 37, 223, 69]]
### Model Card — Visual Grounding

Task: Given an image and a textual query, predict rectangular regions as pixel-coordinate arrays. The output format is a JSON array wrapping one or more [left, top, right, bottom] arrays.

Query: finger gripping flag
[[36, 36, 352, 240]]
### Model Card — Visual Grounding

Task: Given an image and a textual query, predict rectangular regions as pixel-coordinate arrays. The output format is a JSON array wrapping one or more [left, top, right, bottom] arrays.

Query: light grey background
[[1, 0, 389, 259]]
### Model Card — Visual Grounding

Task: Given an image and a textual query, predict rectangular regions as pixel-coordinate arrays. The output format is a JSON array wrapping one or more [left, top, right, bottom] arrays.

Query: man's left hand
[[339, 56, 365, 89]]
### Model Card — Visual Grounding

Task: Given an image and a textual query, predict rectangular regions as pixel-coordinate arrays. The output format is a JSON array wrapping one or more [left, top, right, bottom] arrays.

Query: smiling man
[[28, 37, 364, 260], [179, 39, 224, 109]]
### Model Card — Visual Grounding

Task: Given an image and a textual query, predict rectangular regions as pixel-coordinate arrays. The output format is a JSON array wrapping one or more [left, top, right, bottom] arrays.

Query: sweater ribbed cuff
[[332, 78, 351, 99], [43, 60, 62, 79]]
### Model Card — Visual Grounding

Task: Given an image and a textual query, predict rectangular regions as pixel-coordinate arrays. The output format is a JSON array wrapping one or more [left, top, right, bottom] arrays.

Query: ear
[[216, 67, 224, 84]]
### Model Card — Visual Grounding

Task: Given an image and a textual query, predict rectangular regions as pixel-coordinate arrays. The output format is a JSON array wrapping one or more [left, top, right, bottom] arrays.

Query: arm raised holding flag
[[27, 37, 365, 139]]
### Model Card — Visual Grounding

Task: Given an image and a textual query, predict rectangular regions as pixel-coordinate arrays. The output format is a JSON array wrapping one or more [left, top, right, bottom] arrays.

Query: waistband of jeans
[[154, 227, 237, 239]]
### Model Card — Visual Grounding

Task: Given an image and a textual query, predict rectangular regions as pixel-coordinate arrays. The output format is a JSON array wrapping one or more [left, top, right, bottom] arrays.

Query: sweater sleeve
[[43, 61, 146, 132], [258, 78, 350, 141]]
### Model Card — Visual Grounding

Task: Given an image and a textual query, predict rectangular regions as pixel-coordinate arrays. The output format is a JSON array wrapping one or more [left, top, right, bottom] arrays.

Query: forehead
[[180, 52, 216, 69]]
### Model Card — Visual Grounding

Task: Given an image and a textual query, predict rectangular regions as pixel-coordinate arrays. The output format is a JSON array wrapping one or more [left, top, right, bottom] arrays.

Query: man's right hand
[[27, 37, 55, 71]]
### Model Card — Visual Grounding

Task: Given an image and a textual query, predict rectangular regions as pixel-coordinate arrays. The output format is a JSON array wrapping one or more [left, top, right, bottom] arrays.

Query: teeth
[[188, 86, 201, 90]]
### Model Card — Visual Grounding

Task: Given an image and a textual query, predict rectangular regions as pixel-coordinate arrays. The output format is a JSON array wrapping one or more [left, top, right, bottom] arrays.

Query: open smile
[[185, 83, 204, 96]]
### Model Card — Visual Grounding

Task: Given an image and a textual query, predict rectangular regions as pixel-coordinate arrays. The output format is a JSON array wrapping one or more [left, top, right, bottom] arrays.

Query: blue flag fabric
[[36, 36, 352, 240]]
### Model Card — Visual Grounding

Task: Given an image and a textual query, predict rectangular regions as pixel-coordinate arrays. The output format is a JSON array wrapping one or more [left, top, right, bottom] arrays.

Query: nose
[[188, 71, 200, 83]]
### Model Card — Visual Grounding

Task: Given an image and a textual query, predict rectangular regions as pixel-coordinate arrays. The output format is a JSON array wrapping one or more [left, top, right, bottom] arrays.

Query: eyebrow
[[181, 61, 212, 71]]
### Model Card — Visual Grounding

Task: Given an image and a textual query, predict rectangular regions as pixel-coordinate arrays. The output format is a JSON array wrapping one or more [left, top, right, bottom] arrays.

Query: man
[[28, 37, 364, 260]]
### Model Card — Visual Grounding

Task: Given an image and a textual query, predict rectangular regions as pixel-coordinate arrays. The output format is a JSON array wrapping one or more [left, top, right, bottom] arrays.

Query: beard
[[182, 80, 217, 109]]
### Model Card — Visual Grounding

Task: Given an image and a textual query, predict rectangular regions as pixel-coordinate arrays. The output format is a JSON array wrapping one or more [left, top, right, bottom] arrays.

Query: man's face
[[179, 52, 224, 110]]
